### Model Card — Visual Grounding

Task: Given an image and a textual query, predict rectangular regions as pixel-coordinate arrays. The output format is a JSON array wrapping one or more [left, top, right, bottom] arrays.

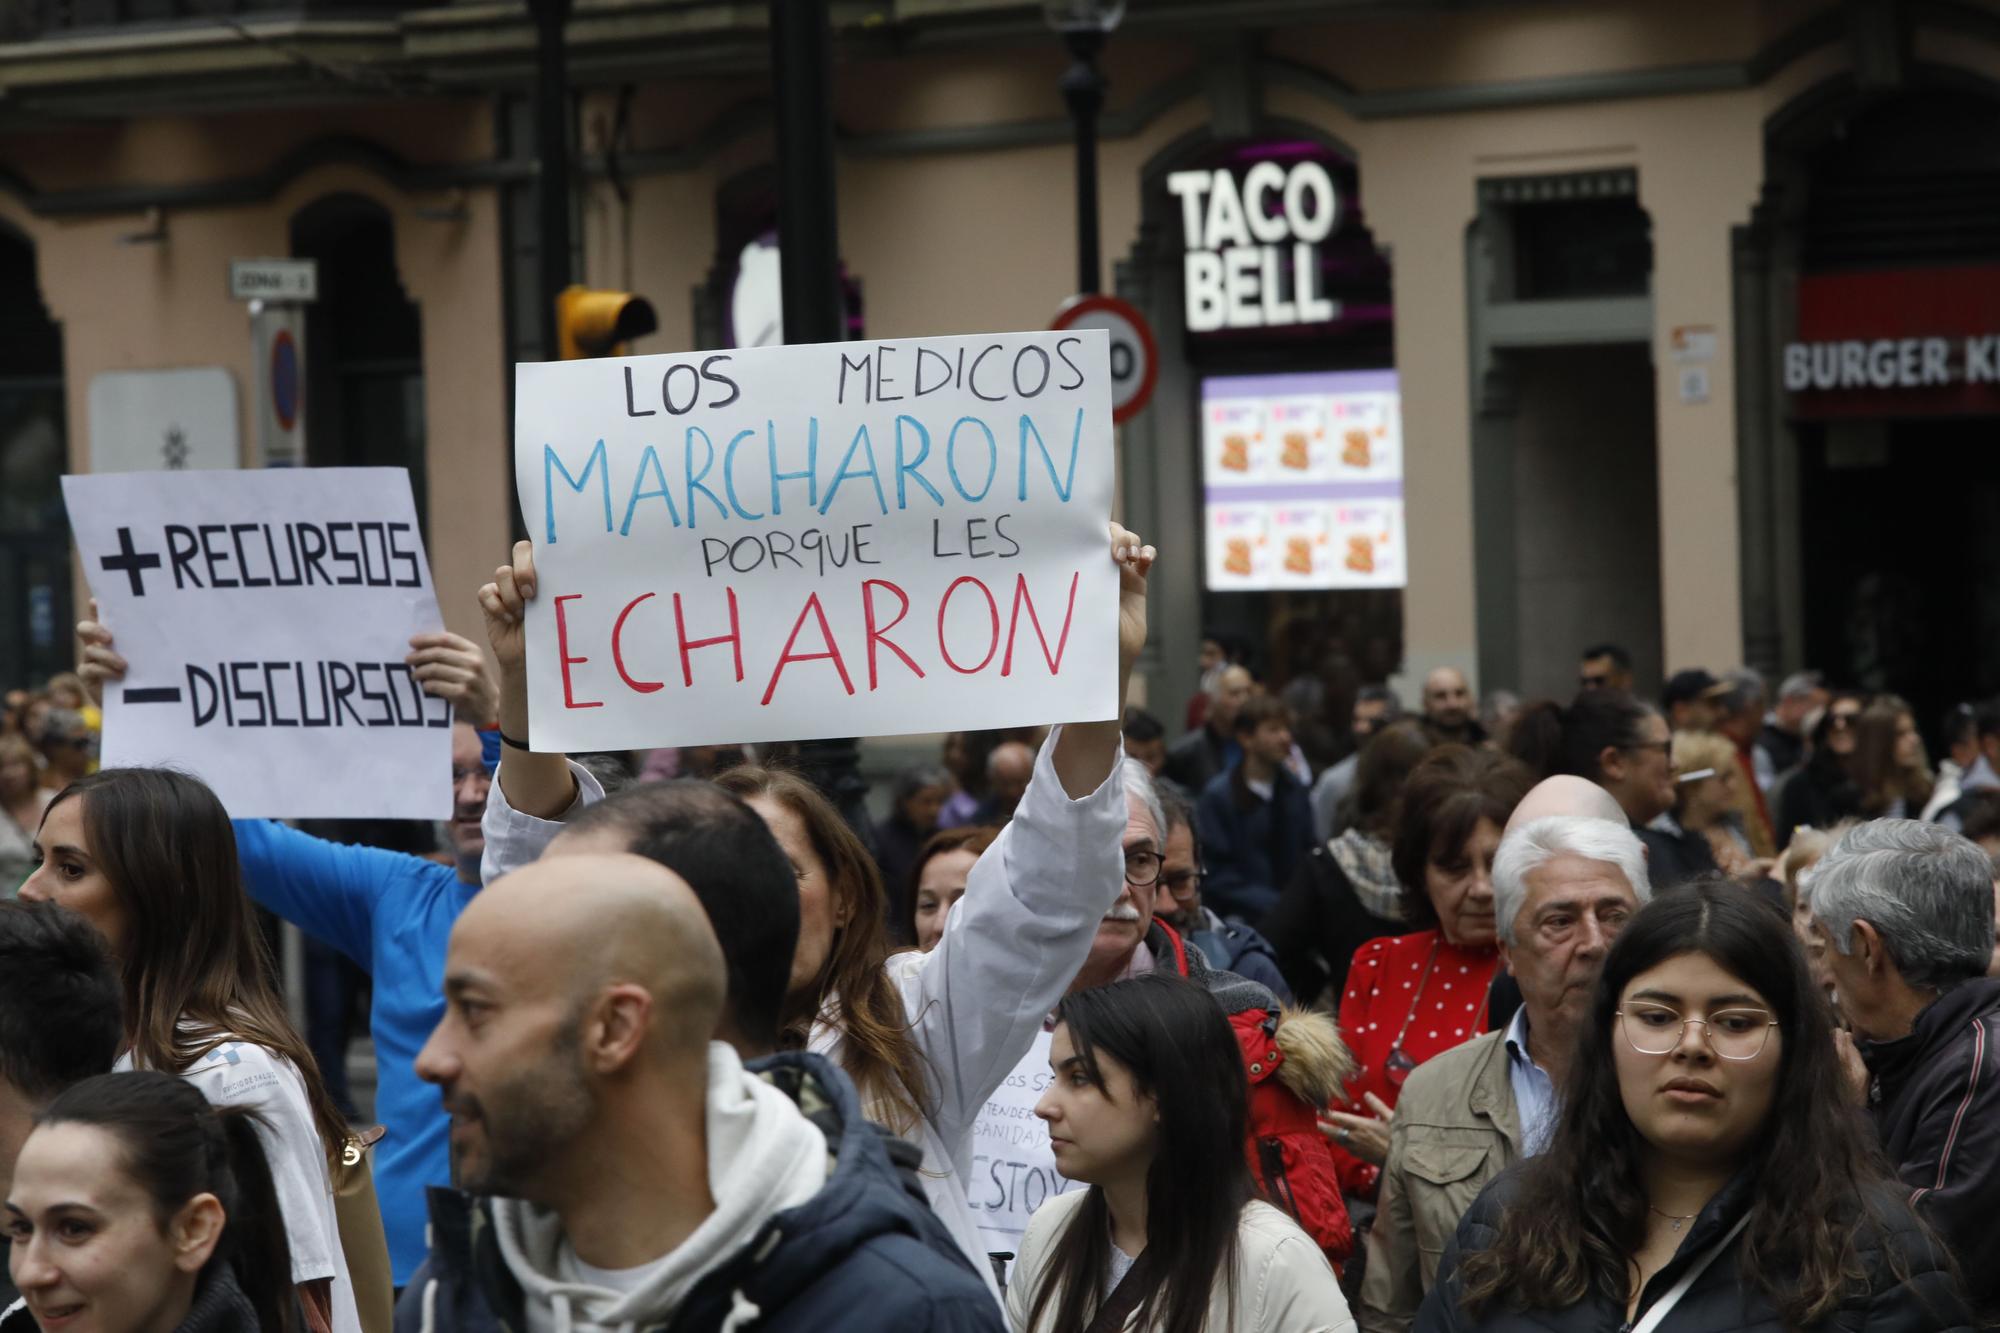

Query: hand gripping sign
[[514, 331, 1119, 751], [62, 467, 452, 819]]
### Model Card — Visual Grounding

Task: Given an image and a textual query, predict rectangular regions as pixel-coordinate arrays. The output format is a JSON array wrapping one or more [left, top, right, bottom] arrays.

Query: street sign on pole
[[250, 302, 308, 466], [229, 258, 318, 303], [1053, 293, 1157, 424]]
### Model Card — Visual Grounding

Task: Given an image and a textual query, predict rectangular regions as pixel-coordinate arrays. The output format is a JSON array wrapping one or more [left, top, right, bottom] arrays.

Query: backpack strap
[[1155, 919, 1190, 978]]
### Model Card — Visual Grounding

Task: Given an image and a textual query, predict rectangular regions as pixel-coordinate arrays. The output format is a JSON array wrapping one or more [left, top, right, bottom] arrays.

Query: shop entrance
[[1799, 417, 2000, 730]]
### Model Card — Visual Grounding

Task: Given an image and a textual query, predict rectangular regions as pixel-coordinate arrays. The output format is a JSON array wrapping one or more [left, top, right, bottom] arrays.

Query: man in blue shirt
[[78, 617, 507, 1288]]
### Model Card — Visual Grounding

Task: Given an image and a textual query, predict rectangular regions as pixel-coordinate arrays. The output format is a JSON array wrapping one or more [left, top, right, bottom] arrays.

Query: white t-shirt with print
[[116, 1039, 361, 1333]]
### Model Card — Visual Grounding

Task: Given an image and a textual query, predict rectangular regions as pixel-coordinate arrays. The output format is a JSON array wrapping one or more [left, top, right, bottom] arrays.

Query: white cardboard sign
[[513, 331, 1118, 752], [970, 1028, 1082, 1259], [61, 467, 452, 819]]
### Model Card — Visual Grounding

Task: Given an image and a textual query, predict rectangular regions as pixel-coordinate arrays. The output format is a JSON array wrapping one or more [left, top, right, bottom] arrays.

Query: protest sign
[[61, 467, 453, 819], [513, 330, 1119, 751], [970, 1028, 1079, 1258]]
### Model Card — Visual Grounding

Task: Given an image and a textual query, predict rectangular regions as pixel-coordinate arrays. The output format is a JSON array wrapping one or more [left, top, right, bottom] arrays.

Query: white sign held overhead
[[514, 330, 1119, 753], [61, 467, 452, 820], [229, 258, 319, 303]]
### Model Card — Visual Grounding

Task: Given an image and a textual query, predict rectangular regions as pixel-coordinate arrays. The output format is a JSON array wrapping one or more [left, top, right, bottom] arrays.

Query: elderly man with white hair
[[1810, 818, 2000, 1315], [1356, 810, 1650, 1333]]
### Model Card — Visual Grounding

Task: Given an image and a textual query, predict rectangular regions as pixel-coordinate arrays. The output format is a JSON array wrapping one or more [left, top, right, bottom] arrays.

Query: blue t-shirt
[[234, 819, 478, 1285]]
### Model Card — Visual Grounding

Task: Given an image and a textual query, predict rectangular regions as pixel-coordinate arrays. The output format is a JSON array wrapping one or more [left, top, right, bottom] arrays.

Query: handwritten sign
[[970, 1029, 1080, 1258], [514, 331, 1119, 751], [61, 468, 452, 819]]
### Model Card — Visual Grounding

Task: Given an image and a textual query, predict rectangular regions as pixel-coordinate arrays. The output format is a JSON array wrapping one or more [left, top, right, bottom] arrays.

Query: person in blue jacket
[[77, 614, 507, 1291], [395, 851, 1000, 1333], [1196, 695, 1316, 923]]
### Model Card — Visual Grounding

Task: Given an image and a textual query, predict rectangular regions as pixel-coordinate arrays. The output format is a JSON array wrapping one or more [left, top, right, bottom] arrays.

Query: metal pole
[[1060, 30, 1107, 295], [771, 0, 844, 343], [531, 0, 574, 359], [769, 0, 871, 848]]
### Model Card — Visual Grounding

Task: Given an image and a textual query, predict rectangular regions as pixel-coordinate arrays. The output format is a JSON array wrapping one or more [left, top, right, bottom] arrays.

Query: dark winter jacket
[[1776, 750, 1862, 833], [1262, 843, 1406, 1009], [1151, 919, 1356, 1267], [1196, 764, 1316, 922], [1861, 976, 2000, 1321], [1634, 819, 1720, 894], [1164, 724, 1237, 797], [1184, 907, 1294, 1003], [1417, 1167, 1975, 1332], [3, 1264, 266, 1333], [391, 1052, 1001, 1333]]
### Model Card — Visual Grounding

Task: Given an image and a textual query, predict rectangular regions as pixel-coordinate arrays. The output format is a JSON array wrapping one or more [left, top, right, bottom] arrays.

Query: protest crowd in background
[[7, 375, 2000, 1329]]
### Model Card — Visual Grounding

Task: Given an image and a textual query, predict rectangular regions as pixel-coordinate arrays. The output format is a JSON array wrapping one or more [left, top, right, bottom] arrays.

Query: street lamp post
[[768, 0, 872, 847], [1046, 1, 1125, 296]]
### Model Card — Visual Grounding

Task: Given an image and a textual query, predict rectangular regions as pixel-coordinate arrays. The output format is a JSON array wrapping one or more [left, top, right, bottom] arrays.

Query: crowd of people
[[3, 557, 2000, 1331]]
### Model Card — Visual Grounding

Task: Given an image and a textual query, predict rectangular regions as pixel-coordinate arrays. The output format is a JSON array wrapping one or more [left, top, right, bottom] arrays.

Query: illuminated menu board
[[1201, 370, 1406, 592]]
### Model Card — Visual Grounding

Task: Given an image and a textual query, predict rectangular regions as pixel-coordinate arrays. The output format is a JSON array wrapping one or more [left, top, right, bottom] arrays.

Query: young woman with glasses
[[1417, 879, 1976, 1332]]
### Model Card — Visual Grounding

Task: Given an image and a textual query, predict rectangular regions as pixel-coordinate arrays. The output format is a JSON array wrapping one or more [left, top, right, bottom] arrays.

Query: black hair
[[1121, 707, 1166, 745], [0, 901, 122, 1103], [1941, 704, 1978, 754], [1231, 694, 1293, 737], [32, 1071, 297, 1333], [1455, 882, 1911, 1326], [563, 779, 801, 1053], [1355, 683, 1401, 712], [1027, 973, 1251, 1333], [1581, 643, 1633, 670], [1505, 690, 1658, 784], [1975, 698, 2000, 743], [1959, 791, 2000, 847]]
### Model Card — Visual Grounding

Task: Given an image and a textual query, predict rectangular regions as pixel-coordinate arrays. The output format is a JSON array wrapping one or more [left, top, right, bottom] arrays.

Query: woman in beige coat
[[1006, 973, 1355, 1333]]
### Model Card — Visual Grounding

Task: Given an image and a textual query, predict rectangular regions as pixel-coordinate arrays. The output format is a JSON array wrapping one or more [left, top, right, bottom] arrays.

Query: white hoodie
[[495, 1044, 828, 1333]]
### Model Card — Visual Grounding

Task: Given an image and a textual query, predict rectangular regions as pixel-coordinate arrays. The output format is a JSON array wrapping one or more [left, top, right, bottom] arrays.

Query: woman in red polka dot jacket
[[1319, 746, 1535, 1199]]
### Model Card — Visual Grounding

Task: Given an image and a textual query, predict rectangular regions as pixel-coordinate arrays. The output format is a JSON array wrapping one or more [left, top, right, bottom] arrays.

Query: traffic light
[[555, 286, 658, 359]]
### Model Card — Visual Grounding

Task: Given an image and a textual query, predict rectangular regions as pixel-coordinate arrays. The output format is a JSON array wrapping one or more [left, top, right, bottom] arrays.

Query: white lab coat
[[479, 730, 1128, 1301]]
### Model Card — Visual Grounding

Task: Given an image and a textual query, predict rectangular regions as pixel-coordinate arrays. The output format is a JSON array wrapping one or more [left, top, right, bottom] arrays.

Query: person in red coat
[[1321, 747, 1535, 1199]]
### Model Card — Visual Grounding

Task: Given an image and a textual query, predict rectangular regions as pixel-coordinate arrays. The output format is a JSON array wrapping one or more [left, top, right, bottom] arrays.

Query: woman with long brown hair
[[1852, 695, 1934, 819], [21, 768, 368, 1333], [473, 524, 1155, 1296]]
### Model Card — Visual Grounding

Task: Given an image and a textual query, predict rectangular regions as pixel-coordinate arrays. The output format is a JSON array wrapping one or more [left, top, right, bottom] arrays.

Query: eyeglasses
[[1159, 867, 1203, 899], [1617, 1001, 1778, 1060], [1579, 673, 1610, 689], [1625, 739, 1673, 762], [1123, 850, 1163, 887], [1829, 711, 1861, 729]]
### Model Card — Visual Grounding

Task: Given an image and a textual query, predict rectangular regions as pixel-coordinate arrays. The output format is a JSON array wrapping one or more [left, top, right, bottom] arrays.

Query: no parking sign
[[1051, 294, 1157, 425]]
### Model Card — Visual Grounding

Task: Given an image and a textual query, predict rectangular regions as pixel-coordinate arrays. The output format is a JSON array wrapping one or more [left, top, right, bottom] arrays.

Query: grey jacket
[[1356, 1031, 1520, 1333]]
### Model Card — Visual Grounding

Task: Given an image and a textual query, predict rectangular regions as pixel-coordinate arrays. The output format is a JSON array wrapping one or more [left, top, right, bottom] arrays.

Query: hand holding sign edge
[[479, 540, 581, 819], [1051, 522, 1154, 802]]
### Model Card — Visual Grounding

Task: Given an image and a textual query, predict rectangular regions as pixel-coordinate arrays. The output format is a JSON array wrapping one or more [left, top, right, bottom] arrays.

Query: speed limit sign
[[1052, 294, 1158, 425]]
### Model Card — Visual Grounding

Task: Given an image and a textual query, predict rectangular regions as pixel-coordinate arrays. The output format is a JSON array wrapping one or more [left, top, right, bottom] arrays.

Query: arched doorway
[[0, 224, 69, 689], [290, 194, 427, 522], [1739, 79, 2000, 736], [1117, 121, 1399, 763]]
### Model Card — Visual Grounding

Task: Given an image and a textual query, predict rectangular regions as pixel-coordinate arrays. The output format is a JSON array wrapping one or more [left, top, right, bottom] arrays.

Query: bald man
[[1421, 667, 1485, 747], [396, 854, 1000, 1333], [979, 741, 1036, 823]]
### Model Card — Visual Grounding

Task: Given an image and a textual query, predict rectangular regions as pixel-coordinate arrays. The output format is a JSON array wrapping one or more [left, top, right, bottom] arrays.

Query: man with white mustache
[[967, 758, 1354, 1277]]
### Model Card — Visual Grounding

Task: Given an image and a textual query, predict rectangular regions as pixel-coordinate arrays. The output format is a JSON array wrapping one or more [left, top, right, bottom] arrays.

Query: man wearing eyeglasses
[[1149, 791, 1291, 1002], [971, 757, 1351, 1274], [1808, 819, 2000, 1315], [1358, 810, 1650, 1333]]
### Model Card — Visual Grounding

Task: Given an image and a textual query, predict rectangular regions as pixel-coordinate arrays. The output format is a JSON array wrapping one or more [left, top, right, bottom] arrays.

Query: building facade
[[5, 0, 1998, 739]]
